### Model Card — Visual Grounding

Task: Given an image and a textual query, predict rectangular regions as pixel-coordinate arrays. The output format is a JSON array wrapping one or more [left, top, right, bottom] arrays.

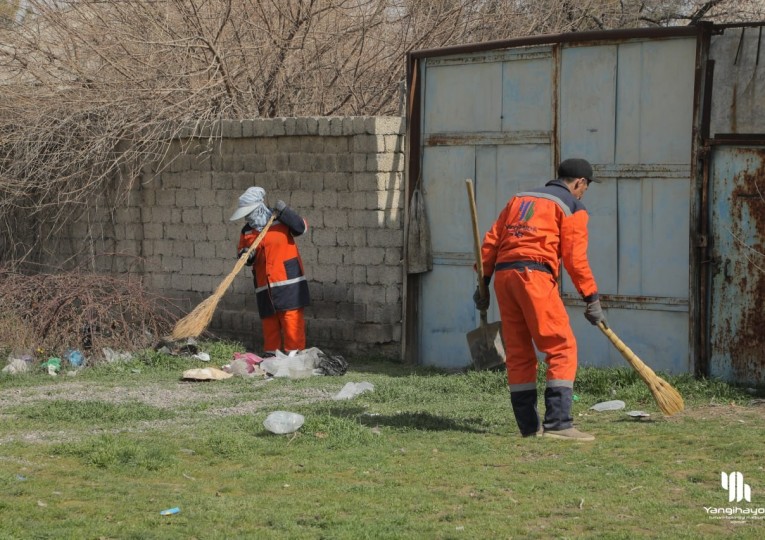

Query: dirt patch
[[665, 402, 765, 422], [0, 381, 242, 410]]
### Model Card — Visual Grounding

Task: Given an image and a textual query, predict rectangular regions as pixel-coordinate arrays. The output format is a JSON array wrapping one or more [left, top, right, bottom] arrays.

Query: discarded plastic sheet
[[590, 400, 626, 412], [263, 411, 305, 434], [182, 367, 233, 381], [65, 349, 84, 367], [626, 410, 651, 420], [41, 357, 61, 376], [333, 381, 374, 401], [160, 507, 180, 516], [192, 352, 211, 362], [260, 348, 323, 379], [102, 348, 133, 363], [2, 359, 29, 375]]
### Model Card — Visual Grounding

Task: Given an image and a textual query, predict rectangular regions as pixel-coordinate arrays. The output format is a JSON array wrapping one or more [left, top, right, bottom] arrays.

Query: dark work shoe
[[542, 428, 595, 441]]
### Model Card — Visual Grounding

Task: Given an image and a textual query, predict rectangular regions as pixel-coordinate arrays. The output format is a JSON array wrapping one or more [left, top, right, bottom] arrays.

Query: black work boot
[[509, 388, 540, 437], [542, 386, 594, 441], [542, 386, 574, 431]]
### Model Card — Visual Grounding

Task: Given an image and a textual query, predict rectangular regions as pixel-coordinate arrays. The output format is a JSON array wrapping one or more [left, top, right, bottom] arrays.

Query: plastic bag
[[263, 411, 305, 434], [590, 400, 626, 412], [260, 348, 323, 378], [332, 381, 374, 401]]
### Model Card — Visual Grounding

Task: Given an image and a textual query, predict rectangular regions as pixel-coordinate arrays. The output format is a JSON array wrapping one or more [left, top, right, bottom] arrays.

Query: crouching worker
[[230, 187, 310, 355]]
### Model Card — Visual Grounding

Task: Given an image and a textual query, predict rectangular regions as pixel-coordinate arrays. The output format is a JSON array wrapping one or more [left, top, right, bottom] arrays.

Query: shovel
[[465, 179, 506, 371]]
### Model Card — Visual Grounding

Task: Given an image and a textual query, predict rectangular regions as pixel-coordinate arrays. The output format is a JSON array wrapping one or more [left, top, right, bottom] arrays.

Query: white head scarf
[[230, 186, 273, 231]]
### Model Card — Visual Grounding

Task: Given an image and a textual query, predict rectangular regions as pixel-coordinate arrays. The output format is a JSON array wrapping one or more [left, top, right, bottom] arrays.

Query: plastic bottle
[[263, 411, 305, 434]]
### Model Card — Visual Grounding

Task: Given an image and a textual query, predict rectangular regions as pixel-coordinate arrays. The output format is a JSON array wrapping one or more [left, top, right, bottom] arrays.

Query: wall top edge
[[172, 116, 406, 139]]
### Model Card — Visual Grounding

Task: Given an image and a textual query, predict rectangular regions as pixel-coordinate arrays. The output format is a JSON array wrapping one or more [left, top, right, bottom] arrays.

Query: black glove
[[584, 300, 607, 327], [273, 200, 287, 217], [245, 251, 256, 267], [473, 286, 490, 311]]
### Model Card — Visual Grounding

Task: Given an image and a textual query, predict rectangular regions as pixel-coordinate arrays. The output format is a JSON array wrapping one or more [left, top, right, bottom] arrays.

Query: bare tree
[[0, 0, 762, 268]]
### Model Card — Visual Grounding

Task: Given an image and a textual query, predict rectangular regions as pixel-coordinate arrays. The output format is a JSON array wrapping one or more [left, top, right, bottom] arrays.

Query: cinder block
[[330, 117, 344, 136], [194, 242, 217, 259], [313, 190, 337, 208], [324, 173, 351, 191], [289, 153, 313, 172], [162, 256, 184, 272], [284, 117, 297, 135], [222, 120, 242, 138], [143, 223, 163, 240], [324, 209, 349, 228], [278, 137, 301, 152], [353, 154, 367, 172], [384, 247, 403, 265], [317, 117, 331, 136], [312, 228, 337, 247], [366, 265, 402, 286], [386, 284, 402, 304], [156, 190, 176, 207], [324, 137, 349, 152], [354, 322, 394, 343], [351, 247, 385, 265], [367, 229, 403, 248], [242, 155, 268, 173], [318, 246, 344, 265], [372, 117, 405, 134], [352, 134, 385, 153], [367, 152, 405, 172], [311, 265, 337, 283], [336, 154, 354, 172], [207, 224, 229, 242], [266, 154, 289, 171], [352, 117, 366, 133], [182, 208, 202, 224], [290, 190, 314, 208]]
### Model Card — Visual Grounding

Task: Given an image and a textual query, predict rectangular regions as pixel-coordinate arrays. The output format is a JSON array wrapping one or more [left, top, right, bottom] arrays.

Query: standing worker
[[230, 187, 310, 356], [474, 158, 607, 441]]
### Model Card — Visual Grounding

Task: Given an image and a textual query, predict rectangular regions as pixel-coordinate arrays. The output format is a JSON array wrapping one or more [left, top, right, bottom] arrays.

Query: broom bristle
[[170, 216, 275, 341], [599, 323, 685, 416]]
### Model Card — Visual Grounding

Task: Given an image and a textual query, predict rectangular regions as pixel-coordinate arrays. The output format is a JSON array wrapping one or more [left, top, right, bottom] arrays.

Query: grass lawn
[[1, 341, 764, 539]]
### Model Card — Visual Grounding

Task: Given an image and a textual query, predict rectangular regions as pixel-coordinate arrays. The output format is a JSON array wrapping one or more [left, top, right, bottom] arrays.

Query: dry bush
[[0, 0, 762, 268], [0, 269, 176, 356]]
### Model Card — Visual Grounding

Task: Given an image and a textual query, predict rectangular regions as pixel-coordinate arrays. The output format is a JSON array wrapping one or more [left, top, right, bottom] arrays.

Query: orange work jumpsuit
[[480, 179, 598, 434], [238, 208, 310, 353]]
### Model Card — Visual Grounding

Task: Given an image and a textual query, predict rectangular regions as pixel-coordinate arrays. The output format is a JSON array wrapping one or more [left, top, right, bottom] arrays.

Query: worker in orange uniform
[[474, 158, 607, 441], [231, 187, 310, 355]]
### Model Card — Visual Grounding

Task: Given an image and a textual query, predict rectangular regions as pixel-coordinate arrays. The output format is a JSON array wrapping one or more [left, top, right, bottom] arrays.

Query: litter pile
[[220, 347, 348, 380]]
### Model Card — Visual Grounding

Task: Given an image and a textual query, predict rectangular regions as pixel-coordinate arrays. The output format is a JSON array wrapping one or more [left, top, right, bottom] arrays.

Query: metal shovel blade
[[466, 320, 506, 371]]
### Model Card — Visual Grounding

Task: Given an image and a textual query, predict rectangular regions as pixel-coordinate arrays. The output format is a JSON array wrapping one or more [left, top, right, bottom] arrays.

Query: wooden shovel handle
[[465, 179, 486, 294]]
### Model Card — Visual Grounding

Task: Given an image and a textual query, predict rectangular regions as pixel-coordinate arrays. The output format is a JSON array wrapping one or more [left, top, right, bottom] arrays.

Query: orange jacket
[[481, 179, 599, 302], [238, 208, 310, 317]]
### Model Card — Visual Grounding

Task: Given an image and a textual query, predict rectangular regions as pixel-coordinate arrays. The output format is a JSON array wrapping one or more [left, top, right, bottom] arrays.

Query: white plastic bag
[[260, 348, 324, 378], [263, 411, 305, 434], [590, 400, 626, 412], [332, 381, 374, 401]]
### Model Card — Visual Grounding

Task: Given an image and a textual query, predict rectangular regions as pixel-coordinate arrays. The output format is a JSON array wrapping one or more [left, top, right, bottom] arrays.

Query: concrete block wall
[[55, 117, 406, 357]]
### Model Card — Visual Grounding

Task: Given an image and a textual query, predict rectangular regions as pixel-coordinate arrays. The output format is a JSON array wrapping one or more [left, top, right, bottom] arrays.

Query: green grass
[[1, 343, 764, 539]]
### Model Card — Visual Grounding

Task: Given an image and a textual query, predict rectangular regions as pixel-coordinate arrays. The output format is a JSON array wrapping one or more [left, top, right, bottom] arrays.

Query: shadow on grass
[[354, 409, 490, 433]]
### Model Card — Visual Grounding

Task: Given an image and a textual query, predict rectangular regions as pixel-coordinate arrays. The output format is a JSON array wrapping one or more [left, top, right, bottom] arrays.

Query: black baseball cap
[[558, 158, 599, 183]]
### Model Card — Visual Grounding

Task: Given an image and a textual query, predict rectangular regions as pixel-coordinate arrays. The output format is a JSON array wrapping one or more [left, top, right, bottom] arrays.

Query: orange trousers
[[494, 268, 577, 390], [262, 308, 306, 353]]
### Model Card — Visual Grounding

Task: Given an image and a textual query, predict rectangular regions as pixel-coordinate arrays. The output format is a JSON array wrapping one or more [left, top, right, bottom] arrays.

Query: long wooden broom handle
[[597, 321, 642, 366], [465, 179, 488, 324], [241, 214, 276, 259]]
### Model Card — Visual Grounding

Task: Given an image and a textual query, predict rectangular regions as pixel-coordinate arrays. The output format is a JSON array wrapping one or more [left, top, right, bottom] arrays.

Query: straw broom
[[171, 215, 276, 341], [596, 322, 684, 416]]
